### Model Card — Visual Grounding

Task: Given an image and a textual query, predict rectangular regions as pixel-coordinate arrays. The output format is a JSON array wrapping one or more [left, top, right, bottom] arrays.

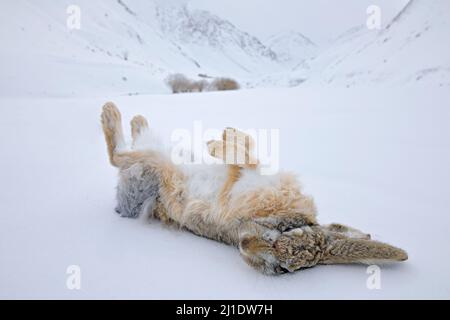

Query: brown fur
[[101, 102, 408, 275], [218, 165, 242, 208], [101, 102, 125, 167], [131, 115, 149, 146]]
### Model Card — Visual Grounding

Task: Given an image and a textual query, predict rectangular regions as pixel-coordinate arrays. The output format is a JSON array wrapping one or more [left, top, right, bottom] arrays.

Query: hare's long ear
[[320, 238, 408, 265]]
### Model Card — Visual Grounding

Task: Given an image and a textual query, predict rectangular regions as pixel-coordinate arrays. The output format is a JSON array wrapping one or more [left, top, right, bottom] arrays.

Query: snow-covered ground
[[1, 86, 450, 299], [1, 0, 450, 299]]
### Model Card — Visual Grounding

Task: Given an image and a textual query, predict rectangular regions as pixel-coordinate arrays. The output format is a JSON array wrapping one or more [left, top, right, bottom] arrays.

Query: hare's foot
[[131, 115, 149, 147], [101, 102, 126, 166], [222, 127, 255, 151], [207, 139, 258, 168], [101, 102, 123, 136]]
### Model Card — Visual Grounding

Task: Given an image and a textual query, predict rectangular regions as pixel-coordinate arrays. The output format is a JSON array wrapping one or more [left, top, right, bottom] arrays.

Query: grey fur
[[115, 162, 160, 219]]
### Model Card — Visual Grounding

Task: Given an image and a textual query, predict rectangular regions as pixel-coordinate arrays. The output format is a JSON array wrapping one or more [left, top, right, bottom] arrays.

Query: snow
[[1, 86, 450, 299], [266, 30, 318, 68], [295, 0, 450, 87], [1, 0, 450, 299], [0, 0, 283, 98]]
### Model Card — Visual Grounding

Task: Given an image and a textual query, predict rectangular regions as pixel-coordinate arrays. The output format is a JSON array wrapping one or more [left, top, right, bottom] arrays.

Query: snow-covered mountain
[[266, 30, 318, 68], [295, 0, 450, 86], [156, 4, 279, 73], [1, 0, 446, 98], [0, 0, 281, 97]]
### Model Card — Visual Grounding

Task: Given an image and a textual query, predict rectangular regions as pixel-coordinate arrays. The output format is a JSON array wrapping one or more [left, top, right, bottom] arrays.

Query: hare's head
[[273, 223, 408, 272]]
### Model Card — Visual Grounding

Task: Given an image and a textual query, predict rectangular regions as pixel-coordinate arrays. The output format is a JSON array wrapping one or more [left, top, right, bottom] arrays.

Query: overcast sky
[[189, 0, 410, 45]]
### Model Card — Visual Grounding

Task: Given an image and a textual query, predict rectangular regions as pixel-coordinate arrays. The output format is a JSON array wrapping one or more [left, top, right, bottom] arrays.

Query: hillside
[[295, 0, 450, 86], [267, 30, 318, 68], [0, 0, 282, 97]]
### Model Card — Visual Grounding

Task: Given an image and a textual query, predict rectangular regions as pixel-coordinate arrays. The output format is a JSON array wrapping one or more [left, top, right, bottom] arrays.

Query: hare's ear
[[320, 238, 408, 265]]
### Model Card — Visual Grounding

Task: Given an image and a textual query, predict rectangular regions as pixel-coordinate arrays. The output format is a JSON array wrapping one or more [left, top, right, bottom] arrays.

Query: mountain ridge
[[293, 0, 450, 86], [266, 30, 318, 67]]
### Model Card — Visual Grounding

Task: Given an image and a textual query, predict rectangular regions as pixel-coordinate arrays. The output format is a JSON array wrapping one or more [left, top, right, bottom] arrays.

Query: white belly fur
[[230, 169, 282, 197], [181, 164, 229, 203], [181, 164, 282, 203]]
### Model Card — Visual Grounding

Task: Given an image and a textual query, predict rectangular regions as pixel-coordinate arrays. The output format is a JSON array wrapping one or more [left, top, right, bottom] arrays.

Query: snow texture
[[1, 0, 450, 299]]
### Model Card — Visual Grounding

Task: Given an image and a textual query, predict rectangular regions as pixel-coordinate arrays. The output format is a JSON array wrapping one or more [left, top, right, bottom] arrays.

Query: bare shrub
[[165, 74, 240, 94], [165, 73, 193, 94], [192, 80, 209, 92], [210, 77, 240, 91]]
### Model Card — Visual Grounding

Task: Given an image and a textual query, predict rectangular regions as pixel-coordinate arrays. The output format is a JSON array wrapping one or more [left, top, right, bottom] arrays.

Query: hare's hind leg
[[129, 114, 165, 154], [101, 102, 126, 167], [131, 115, 149, 148], [101, 103, 149, 168]]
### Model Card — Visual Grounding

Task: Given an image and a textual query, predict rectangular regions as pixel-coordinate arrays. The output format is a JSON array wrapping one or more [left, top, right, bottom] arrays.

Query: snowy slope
[[1, 86, 450, 299], [292, 26, 376, 80], [156, 3, 280, 75], [2, 0, 445, 98], [267, 30, 318, 68], [295, 0, 450, 86], [0, 0, 281, 98], [1, 1, 450, 299]]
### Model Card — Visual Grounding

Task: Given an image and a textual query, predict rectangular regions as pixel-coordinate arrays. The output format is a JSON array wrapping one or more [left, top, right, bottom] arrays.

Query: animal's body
[[101, 102, 408, 274]]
